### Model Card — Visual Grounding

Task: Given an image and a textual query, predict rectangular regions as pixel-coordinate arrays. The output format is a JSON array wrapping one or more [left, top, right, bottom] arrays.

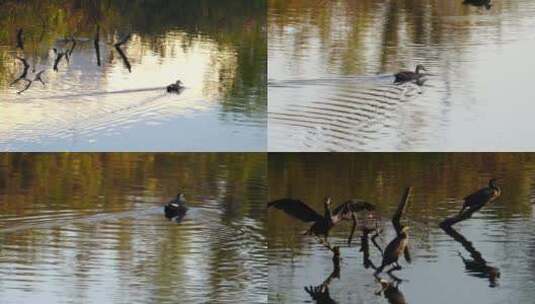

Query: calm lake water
[[268, 0, 535, 151], [268, 153, 535, 303], [0, 1, 266, 151], [0, 153, 267, 304]]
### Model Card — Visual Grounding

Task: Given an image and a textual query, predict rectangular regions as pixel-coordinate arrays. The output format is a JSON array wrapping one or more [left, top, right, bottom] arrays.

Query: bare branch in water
[[68, 37, 77, 57], [94, 25, 101, 66], [16, 28, 24, 49], [115, 33, 131, 47], [440, 201, 487, 227], [11, 56, 30, 86], [114, 33, 132, 72], [17, 79, 33, 94], [34, 70, 46, 85], [53, 49, 65, 72]]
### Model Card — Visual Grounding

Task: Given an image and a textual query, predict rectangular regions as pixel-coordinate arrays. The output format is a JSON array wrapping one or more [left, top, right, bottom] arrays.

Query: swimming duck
[[164, 192, 188, 220], [166, 80, 184, 93], [394, 65, 427, 83]]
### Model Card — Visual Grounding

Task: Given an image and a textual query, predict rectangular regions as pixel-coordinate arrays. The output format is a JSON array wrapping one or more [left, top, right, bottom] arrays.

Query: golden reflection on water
[[0, 153, 267, 303]]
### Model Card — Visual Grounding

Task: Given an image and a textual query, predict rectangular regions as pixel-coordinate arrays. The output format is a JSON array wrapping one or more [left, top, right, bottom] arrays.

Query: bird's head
[[176, 192, 186, 201], [415, 64, 427, 73], [324, 197, 332, 207], [400, 225, 410, 235], [489, 178, 499, 188]]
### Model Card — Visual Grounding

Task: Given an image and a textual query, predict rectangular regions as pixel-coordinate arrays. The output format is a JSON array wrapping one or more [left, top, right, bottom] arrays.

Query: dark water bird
[[394, 64, 427, 83], [376, 226, 410, 274], [167, 80, 184, 93], [458, 178, 501, 215], [463, 0, 492, 9], [164, 192, 188, 221], [268, 197, 376, 247]]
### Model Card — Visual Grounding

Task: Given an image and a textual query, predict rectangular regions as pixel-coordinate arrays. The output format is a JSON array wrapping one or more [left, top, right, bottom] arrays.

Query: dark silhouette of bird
[[376, 226, 410, 274], [167, 80, 184, 93], [394, 64, 427, 83], [458, 178, 501, 215], [164, 192, 188, 221], [463, 0, 492, 10], [268, 197, 376, 246]]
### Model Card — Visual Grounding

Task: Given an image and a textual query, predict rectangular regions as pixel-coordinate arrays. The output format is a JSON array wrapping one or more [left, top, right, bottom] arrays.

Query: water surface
[[268, 0, 535, 151], [0, 1, 266, 151], [268, 153, 535, 303], [0, 153, 267, 303]]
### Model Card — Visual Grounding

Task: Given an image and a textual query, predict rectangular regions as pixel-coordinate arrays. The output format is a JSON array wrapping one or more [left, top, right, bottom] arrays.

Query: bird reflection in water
[[441, 224, 501, 287], [375, 277, 408, 304], [304, 246, 341, 304]]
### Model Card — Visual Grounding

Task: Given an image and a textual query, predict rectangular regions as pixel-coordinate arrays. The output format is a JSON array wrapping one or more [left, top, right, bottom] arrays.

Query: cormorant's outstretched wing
[[463, 187, 493, 207], [268, 199, 323, 223], [332, 199, 376, 223]]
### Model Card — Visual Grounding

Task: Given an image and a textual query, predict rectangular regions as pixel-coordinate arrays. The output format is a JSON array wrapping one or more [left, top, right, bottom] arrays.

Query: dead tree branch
[[440, 201, 487, 227], [16, 28, 24, 49], [114, 33, 132, 72], [11, 56, 30, 86], [94, 25, 101, 66]]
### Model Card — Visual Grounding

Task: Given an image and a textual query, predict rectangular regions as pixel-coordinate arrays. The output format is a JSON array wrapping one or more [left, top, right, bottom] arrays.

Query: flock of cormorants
[[269, 179, 501, 303]]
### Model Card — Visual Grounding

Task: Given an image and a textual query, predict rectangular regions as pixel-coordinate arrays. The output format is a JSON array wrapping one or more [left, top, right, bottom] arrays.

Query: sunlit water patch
[[268, 0, 535, 151]]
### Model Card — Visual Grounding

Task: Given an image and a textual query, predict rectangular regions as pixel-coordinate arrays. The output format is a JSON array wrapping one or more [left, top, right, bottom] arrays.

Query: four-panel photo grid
[[1, 1, 534, 303]]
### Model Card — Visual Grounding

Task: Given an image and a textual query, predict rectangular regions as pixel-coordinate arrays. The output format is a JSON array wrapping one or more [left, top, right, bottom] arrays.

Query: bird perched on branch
[[458, 178, 501, 216], [375, 226, 410, 274]]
